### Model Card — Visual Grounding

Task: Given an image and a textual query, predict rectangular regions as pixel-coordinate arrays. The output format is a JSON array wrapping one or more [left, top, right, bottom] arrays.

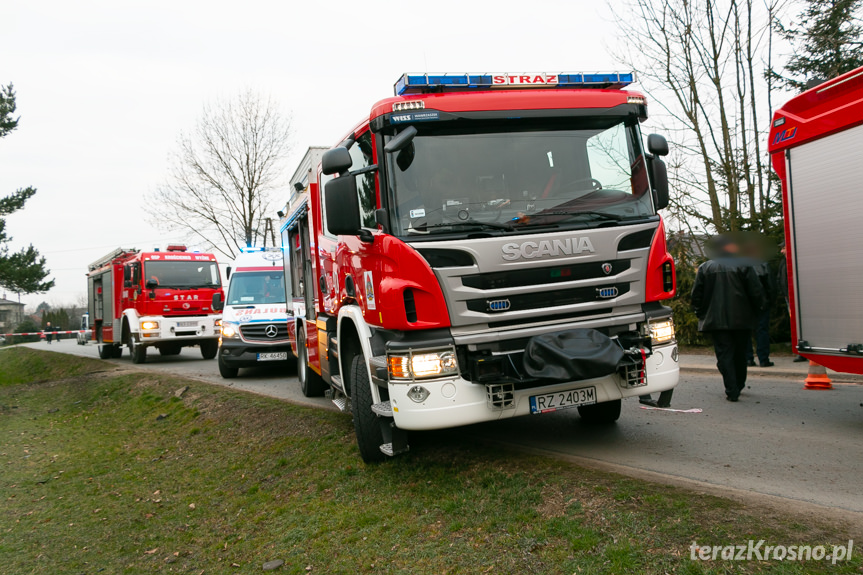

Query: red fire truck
[[86, 245, 223, 363], [769, 66, 863, 374], [281, 72, 678, 462]]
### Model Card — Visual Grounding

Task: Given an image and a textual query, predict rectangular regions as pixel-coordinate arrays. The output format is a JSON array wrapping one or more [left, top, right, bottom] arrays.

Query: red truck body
[[281, 73, 679, 461], [86, 245, 223, 363], [769, 67, 863, 374]]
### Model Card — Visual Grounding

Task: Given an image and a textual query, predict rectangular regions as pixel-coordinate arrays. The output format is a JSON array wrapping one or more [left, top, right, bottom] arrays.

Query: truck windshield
[[388, 119, 655, 236], [225, 271, 286, 305], [144, 261, 221, 289]]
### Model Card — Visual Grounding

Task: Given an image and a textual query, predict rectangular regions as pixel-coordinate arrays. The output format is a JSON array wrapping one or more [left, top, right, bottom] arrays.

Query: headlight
[[387, 349, 459, 380], [141, 320, 160, 330], [649, 319, 675, 344], [221, 322, 240, 339]]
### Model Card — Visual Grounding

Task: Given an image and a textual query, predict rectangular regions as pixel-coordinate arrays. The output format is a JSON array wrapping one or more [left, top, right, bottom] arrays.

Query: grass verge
[[1, 347, 860, 574]]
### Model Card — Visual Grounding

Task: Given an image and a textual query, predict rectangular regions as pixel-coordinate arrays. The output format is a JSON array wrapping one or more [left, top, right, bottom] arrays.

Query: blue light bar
[[394, 72, 635, 95]]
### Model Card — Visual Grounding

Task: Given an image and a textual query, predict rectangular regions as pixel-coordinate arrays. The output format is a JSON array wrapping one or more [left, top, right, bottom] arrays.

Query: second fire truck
[[281, 72, 679, 462], [86, 245, 223, 363]]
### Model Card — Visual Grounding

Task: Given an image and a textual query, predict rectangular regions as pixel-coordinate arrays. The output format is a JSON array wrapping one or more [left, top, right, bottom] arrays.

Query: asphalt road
[[20, 338, 863, 525]]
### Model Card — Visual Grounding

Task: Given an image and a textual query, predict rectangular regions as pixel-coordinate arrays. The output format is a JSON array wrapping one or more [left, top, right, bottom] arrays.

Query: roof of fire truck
[[368, 71, 645, 122]]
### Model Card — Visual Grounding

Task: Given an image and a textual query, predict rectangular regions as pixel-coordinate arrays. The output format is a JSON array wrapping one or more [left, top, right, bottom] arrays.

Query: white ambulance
[[212, 247, 291, 378]]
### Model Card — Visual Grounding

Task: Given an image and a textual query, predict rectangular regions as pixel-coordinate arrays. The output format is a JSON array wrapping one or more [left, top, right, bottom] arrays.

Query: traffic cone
[[804, 361, 833, 390]]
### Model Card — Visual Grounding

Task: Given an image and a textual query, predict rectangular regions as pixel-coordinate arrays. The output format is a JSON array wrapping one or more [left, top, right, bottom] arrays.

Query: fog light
[[407, 385, 430, 403], [671, 346, 679, 362]]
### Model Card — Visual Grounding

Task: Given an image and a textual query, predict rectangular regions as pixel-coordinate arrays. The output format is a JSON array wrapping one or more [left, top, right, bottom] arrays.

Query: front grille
[[466, 283, 630, 314], [240, 322, 290, 342], [462, 259, 631, 290]]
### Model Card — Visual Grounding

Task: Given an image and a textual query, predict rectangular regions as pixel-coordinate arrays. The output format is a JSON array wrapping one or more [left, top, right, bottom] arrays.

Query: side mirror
[[649, 157, 670, 210], [225, 266, 232, 280], [124, 266, 132, 281], [384, 125, 418, 153], [647, 133, 669, 157], [321, 147, 353, 176], [212, 292, 224, 311], [145, 278, 159, 289], [325, 175, 361, 235]]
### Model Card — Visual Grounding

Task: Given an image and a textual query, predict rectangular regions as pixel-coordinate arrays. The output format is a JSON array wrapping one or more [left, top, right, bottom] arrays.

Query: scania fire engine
[[280, 72, 679, 462], [769, 66, 863, 374], [86, 245, 223, 363]]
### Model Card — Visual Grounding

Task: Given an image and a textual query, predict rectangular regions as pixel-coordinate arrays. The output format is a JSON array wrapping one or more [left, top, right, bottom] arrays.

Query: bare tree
[[147, 90, 293, 260], [611, 0, 786, 236]]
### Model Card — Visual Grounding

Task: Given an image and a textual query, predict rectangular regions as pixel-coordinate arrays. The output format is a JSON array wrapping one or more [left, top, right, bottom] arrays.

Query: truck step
[[330, 374, 345, 394], [332, 395, 348, 412], [380, 442, 410, 457], [371, 400, 393, 417]]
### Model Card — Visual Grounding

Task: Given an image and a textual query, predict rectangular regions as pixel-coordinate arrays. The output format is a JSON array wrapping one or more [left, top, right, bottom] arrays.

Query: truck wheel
[[298, 328, 325, 397], [98, 344, 112, 359], [129, 336, 147, 364], [218, 353, 238, 378], [111, 345, 123, 358], [200, 340, 218, 360], [350, 353, 387, 463], [577, 399, 621, 424]]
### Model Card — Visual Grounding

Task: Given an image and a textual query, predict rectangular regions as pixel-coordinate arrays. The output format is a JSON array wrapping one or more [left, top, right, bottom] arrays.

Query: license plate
[[177, 321, 198, 327], [257, 352, 288, 361], [530, 386, 596, 414]]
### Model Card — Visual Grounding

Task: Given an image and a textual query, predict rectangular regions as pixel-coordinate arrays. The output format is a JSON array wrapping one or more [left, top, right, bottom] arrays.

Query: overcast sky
[[2, 0, 628, 313]]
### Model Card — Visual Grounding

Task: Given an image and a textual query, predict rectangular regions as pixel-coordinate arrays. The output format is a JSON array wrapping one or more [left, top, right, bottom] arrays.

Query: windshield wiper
[[538, 210, 624, 221], [417, 219, 516, 232]]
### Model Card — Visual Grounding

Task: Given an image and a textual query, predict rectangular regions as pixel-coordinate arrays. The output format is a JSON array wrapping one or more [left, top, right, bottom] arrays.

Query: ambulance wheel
[[200, 340, 218, 360], [218, 354, 238, 379], [350, 353, 386, 464], [98, 344, 112, 360], [577, 399, 621, 424], [298, 328, 325, 397], [129, 336, 147, 364]]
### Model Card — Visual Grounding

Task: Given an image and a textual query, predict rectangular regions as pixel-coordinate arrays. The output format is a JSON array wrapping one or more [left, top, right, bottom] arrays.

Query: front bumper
[[388, 341, 679, 431], [218, 339, 294, 367]]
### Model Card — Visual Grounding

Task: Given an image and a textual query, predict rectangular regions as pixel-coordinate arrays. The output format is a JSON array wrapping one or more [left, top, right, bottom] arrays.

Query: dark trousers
[[746, 309, 770, 364], [711, 329, 751, 398]]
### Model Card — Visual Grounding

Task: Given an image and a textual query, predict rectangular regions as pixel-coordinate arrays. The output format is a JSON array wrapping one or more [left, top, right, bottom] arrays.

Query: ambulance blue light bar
[[394, 72, 635, 96]]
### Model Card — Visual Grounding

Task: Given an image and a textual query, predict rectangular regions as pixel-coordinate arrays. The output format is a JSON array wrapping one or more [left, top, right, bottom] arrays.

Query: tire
[[350, 353, 387, 463], [111, 345, 123, 358], [577, 399, 622, 424], [298, 328, 326, 397], [200, 340, 218, 360], [129, 335, 147, 364], [218, 353, 239, 379], [98, 344, 112, 359]]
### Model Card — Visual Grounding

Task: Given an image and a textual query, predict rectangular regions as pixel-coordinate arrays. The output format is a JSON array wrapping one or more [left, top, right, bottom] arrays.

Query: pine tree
[[0, 83, 54, 295], [773, 0, 863, 91]]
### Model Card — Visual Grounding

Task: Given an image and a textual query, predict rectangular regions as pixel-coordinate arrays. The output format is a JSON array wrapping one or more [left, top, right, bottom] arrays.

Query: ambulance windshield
[[388, 119, 656, 237]]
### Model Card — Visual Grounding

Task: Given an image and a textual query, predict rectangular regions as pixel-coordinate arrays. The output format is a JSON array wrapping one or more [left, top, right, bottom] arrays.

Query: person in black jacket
[[691, 235, 767, 401]]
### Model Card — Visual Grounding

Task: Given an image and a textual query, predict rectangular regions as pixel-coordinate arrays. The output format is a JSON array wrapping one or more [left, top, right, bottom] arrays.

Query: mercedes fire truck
[[769, 66, 863, 374], [281, 73, 679, 462], [86, 245, 223, 363]]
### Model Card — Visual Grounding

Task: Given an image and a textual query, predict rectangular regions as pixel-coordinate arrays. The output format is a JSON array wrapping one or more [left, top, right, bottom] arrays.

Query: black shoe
[[747, 359, 756, 367], [760, 361, 774, 367], [657, 401, 671, 408], [793, 356, 808, 362], [726, 395, 739, 402], [639, 398, 658, 407]]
